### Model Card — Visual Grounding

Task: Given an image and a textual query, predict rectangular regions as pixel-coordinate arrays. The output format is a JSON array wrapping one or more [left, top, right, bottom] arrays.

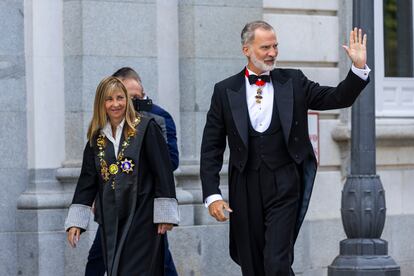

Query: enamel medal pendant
[[120, 158, 135, 174]]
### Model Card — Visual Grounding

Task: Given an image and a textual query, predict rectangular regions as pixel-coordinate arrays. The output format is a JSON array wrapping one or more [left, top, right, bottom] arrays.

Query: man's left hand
[[342, 27, 367, 69]]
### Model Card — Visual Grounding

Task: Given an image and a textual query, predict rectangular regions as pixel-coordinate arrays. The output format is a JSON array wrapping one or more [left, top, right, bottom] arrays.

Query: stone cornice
[[332, 120, 414, 146]]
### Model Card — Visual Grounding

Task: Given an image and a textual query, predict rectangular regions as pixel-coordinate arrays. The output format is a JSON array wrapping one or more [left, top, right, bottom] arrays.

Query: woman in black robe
[[65, 76, 179, 276]]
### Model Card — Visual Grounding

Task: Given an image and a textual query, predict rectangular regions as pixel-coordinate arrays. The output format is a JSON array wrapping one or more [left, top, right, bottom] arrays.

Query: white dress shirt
[[245, 68, 274, 133], [101, 119, 125, 157], [204, 64, 371, 207]]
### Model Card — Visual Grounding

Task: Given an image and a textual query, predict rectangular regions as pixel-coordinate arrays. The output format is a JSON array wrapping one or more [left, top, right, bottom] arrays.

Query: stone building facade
[[1, 0, 413, 275]]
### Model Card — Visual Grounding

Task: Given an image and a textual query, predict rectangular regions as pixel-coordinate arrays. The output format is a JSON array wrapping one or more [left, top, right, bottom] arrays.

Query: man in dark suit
[[113, 67, 179, 170], [200, 21, 370, 275], [85, 67, 179, 276]]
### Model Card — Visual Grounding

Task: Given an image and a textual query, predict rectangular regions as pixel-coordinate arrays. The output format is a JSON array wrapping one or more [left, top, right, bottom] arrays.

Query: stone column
[[154, 0, 196, 225], [16, 0, 66, 275], [177, 0, 263, 225], [156, 0, 180, 137], [59, 1, 181, 274], [0, 0, 27, 274]]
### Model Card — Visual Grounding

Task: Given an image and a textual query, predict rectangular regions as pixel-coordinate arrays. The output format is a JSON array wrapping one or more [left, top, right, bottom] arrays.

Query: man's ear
[[242, 45, 250, 57]]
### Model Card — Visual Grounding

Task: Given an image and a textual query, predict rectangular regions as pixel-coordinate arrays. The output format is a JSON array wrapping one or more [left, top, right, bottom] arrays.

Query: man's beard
[[250, 51, 276, 72]]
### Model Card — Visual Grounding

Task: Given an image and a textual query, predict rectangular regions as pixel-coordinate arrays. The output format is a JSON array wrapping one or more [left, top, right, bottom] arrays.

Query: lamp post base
[[328, 239, 400, 276]]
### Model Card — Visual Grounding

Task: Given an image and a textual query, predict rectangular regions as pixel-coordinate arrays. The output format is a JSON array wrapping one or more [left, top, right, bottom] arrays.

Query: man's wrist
[[351, 64, 370, 81], [204, 194, 223, 208], [353, 62, 365, 69]]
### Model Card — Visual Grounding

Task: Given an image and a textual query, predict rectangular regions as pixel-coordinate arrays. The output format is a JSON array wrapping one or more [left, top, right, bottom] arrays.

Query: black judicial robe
[[72, 116, 176, 276]]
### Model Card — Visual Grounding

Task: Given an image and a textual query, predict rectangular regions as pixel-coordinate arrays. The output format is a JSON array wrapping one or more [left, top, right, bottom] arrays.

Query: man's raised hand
[[342, 27, 367, 69]]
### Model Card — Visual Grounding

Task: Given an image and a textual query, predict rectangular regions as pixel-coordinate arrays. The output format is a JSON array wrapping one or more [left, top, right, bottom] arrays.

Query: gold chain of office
[[96, 116, 141, 189]]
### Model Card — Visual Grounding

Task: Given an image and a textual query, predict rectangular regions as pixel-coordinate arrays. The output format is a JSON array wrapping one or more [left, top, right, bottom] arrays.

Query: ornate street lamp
[[328, 1, 400, 275]]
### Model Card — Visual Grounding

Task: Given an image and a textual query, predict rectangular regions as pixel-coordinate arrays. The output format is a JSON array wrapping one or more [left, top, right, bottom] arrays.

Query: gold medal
[[255, 87, 263, 104], [120, 158, 135, 174], [109, 164, 119, 175]]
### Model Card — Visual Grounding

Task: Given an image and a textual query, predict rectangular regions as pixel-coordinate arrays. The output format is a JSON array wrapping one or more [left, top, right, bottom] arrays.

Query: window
[[375, 0, 414, 117], [383, 0, 413, 77]]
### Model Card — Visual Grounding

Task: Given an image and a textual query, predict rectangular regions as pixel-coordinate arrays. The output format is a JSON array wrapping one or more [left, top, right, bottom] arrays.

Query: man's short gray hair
[[241, 21, 274, 46]]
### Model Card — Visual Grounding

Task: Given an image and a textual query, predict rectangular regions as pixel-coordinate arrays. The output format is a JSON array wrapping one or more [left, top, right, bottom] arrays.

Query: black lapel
[[226, 70, 248, 147], [271, 69, 293, 144]]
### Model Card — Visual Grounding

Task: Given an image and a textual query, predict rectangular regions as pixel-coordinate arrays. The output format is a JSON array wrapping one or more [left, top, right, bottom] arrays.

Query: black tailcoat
[[200, 68, 369, 239]]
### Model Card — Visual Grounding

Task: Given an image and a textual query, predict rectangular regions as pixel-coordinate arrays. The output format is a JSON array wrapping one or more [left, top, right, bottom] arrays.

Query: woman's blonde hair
[[87, 76, 137, 144]]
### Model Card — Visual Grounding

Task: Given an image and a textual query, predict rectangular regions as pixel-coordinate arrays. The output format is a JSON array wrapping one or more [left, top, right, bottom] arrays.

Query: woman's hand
[[67, 227, 81, 248], [157, 223, 173, 234]]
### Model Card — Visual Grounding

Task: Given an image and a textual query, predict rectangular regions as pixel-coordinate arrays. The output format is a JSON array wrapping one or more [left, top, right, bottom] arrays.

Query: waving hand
[[342, 28, 367, 69]]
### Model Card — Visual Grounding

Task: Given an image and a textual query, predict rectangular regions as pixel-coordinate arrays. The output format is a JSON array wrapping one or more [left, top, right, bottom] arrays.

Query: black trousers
[[229, 162, 300, 276]]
